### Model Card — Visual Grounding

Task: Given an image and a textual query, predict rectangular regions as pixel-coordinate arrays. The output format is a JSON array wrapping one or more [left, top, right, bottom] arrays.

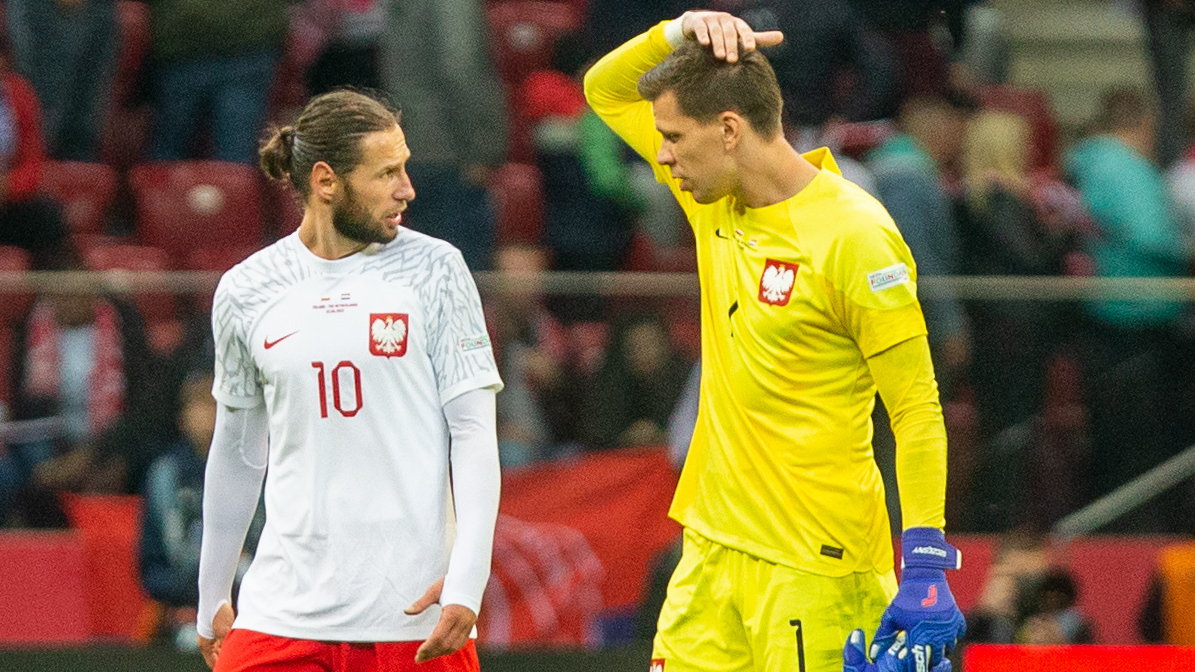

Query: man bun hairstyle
[[637, 41, 783, 138], [259, 88, 402, 200]]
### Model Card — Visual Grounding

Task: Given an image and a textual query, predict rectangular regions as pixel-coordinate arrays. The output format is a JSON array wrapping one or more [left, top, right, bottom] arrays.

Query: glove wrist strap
[[901, 526, 962, 571]]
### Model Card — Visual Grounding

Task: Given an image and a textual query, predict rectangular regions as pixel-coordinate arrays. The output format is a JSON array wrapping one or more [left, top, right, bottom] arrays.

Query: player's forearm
[[583, 20, 677, 109], [196, 404, 269, 639], [582, 19, 682, 162], [867, 335, 947, 530], [441, 388, 500, 613]]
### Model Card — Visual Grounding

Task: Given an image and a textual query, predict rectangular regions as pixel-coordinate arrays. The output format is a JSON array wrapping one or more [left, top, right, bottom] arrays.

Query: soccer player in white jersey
[[195, 89, 503, 672]]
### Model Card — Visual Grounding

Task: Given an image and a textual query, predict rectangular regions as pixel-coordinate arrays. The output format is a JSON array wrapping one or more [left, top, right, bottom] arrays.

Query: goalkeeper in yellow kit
[[584, 11, 965, 672]]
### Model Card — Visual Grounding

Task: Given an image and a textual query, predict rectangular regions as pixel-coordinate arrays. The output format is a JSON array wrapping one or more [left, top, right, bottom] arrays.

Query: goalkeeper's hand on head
[[870, 527, 965, 672]]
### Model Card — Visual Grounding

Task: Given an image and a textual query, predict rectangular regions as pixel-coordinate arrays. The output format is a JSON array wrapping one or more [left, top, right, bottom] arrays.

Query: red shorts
[[214, 628, 481, 672]]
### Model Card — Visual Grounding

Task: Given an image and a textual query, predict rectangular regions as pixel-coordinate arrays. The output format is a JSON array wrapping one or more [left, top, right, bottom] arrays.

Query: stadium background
[[1, 0, 1195, 670]]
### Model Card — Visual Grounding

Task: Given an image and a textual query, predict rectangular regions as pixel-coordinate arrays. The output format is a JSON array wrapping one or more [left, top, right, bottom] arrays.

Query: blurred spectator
[[725, 0, 899, 130], [966, 531, 1052, 643], [867, 92, 976, 396], [957, 110, 1075, 436], [0, 36, 72, 270], [955, 1, 1011, 88], [1139, 0, 1195, 168], [147, 0, 289, 164], [1016, 567, 1096, 644], [1066, 84, 1193, 531], [297, 0, 383, 95], [6, 0, 117, 161], [140, 371, 261, 651], [579, 313, 690, 450], [379, 0, 506, 271], [523, 34, 641, 273], [849, 0, 966, 99], [490, 244, 585, 466], [1166, 100, 1195, 235], [1, 291, 151, 526]]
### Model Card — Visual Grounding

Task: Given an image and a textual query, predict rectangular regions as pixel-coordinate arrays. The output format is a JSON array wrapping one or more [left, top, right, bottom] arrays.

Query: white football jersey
[[211, 230, 503, 642]]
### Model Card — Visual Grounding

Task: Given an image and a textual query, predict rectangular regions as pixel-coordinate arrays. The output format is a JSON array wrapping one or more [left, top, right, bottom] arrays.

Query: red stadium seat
[[79, 242, 177, 331], [977, 84, 1060, 173], [491, 163, 545, 244], [487, 1, 582, 88], [0, 245, 33, 323], [39, 161, 119, 236], [184, 245, 258, 273], [128, 161, 265, 263], [824, 120, 897, 160]]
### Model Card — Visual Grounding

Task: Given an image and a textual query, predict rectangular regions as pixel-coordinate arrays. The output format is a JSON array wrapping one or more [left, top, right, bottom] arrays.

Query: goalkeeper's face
[[652, 91, 735, 204], [331, 125, 416, 245]]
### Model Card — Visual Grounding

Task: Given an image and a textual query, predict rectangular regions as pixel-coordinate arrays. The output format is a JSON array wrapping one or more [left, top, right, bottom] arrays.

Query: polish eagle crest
[[759, 260, 798, 306], [369, 313, 409, 357]]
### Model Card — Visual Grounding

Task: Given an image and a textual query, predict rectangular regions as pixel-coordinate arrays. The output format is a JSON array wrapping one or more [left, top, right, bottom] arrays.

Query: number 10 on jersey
[[311, 361, 363, 418]]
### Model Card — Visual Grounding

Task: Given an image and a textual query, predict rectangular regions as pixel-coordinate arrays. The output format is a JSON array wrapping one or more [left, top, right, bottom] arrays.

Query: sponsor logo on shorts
[[867, 263, 910, 292]]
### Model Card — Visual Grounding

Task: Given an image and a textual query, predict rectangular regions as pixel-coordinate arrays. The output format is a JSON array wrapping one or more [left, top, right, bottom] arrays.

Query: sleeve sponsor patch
[[459, 335, 491, 352], [867, 263, 910, 292]]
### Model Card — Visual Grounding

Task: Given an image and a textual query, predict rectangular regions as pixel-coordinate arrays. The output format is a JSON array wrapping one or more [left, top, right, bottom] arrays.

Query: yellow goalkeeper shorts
[[651, 528, 897, 672]]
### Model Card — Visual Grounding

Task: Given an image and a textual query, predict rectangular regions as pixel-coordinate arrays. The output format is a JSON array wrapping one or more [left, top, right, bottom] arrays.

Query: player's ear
[[721, 112, 743, 151], [311, 161, 338, 204]]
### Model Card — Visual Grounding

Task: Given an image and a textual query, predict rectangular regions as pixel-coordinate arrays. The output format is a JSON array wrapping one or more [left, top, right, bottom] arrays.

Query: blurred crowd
[[2, 0, 1195, 648]]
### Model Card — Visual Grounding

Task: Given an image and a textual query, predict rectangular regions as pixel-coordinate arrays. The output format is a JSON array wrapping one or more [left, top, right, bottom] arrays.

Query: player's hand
[[405, 578, 478, 663], [871, 528, 966, 672], [843, 629, 953, 672], [678, 11, 784, 63], [197, 601, 235, 669]]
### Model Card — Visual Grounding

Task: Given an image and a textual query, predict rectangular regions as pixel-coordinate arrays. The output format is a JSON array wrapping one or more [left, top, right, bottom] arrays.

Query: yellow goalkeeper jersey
[[586, 23, 933, 576]]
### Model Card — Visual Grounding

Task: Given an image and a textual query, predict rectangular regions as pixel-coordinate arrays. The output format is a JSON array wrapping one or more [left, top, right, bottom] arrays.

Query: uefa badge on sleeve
[[650, 659, 665, 672], [369, 313, 409, 357]]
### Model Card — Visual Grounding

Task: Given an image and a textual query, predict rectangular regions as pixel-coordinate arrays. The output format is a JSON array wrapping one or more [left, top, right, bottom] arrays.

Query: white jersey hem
[[231, 616, 478, 643]]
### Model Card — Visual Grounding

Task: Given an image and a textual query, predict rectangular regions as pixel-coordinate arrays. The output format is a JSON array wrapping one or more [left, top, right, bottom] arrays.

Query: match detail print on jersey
[[369, 313, 409, 357], [759, 259, 799, 306]]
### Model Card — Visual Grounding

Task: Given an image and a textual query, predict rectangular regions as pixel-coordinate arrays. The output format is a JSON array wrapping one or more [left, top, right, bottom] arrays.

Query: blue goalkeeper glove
[[870, 527, 966, 672], [843, 629, 952, 672]]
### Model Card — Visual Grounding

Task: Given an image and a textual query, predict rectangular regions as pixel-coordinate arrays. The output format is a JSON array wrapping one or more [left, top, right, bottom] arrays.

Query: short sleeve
[[428, 250, 504, 404], [211, 275, 264, 409], [831, 219, 929, 358]]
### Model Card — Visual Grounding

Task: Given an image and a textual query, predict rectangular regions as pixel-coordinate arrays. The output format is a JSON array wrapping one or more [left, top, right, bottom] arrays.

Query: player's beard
[[332, 181, 395, 245]]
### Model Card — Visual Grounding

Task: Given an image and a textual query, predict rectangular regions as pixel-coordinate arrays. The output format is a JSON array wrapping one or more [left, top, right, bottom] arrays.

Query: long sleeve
[[867, 335, 948, 530], [583, 20, 681, 166], [439, 388, 501, 613], [195, 403, 269, 639]]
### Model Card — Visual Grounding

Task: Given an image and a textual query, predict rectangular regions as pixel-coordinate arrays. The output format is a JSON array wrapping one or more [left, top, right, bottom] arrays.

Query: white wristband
[[665, 14, 689, 48]]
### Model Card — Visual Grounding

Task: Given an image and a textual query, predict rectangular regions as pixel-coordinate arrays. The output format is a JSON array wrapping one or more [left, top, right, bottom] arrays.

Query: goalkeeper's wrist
[[901, 527, 962, 571], [665, 14, 689, 47]]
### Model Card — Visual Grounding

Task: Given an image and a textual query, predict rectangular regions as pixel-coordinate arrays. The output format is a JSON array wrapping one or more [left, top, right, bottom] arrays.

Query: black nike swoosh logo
[[264, 331, 299, 349]]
